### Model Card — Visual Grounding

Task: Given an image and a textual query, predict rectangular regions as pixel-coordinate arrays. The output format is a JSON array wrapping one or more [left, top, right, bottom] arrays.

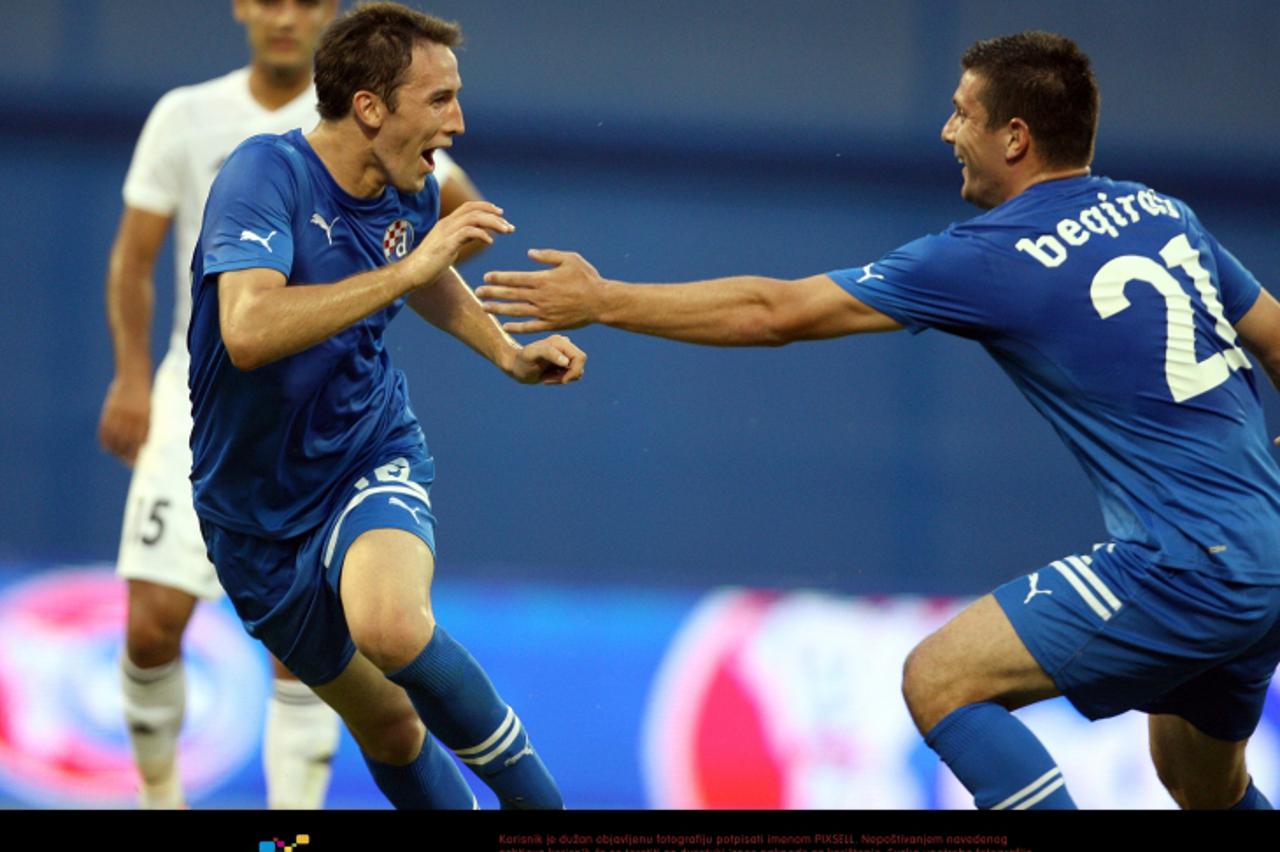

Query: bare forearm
[[410, 268, 519, 372], [105, 248, 155, 378], [221, 263, 415, 370], [594, 276, 794, 346]]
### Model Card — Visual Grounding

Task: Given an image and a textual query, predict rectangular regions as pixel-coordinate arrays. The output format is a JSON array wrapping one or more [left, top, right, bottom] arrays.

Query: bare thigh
[[340, 528, 438, 672], [902, 594, 1060, 733]]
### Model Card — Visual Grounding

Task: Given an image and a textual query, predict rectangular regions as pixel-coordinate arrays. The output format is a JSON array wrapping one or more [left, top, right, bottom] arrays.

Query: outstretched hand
[[507, 334, 587, 385], [477, 249, 603, 334]]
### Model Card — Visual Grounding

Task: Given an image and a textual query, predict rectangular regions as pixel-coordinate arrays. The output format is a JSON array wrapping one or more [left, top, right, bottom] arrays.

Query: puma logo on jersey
[[310, 213, 341, 245], [239, 229, 277, 252], [856, 263, 885, 283], [388, 496, 427, 525], [1023, 572, 1053, 604]]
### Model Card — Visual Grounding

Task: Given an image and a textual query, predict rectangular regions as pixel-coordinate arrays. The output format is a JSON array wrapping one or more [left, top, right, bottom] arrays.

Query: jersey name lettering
[[1016, 190, 1181, 269]]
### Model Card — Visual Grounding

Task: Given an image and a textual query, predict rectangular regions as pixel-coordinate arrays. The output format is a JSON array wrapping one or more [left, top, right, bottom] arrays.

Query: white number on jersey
[[1090, 234, 1250, 403]]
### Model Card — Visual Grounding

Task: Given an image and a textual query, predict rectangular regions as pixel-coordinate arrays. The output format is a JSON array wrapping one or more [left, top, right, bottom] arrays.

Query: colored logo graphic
[[0, 565, 268, 806], [641, 588, 1280, 809], [260, 835, 310, 852], [642, 589, 963, 808], [382, 219, 413, 260]]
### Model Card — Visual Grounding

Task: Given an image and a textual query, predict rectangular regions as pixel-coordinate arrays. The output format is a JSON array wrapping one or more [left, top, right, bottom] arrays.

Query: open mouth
[[421, 148, 436, 170]]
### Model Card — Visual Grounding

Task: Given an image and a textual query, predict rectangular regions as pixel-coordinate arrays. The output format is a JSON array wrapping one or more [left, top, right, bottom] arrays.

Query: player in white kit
[[97, 0, 484, 808]]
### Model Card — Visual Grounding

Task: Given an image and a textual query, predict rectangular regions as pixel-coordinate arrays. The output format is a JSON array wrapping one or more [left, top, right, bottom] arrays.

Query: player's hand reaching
[[98, 374, 151, 466], [409, 201, 514, 285], [478, 249, 603, 334], [504, 334, 587, 385]]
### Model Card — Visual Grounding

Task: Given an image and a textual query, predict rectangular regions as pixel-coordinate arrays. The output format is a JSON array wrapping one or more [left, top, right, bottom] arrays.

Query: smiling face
[[233, 0, 335, 80], [369, 41, 464, 194], [940, 70, 1013, 209]]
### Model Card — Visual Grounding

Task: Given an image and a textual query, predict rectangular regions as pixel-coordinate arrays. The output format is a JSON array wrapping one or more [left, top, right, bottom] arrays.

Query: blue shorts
[[994, 542, 1280, 741], [200, 451, 438, 686]]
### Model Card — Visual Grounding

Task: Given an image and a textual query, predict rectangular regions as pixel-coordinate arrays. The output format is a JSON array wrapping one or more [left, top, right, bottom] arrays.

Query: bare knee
[[349, 608, 436, 673], [902, 639, 972, 734], [125, 581, 196, 667]]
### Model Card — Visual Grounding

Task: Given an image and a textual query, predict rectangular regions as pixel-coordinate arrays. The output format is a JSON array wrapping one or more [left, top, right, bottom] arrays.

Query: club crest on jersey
[[383, 219, 414, 260]]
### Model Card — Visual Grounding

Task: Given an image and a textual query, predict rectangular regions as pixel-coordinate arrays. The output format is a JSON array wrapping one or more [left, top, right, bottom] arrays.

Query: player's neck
[[305, 123, 388, 200], [1008, 164, 1091, 202], [247, 62, 312, 112]]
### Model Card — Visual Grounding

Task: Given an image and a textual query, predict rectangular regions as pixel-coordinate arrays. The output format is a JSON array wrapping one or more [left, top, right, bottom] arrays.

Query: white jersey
[[122, 66, 459, 357]]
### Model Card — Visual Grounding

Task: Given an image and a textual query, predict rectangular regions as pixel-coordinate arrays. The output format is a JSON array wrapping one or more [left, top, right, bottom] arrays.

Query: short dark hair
[[315, 2, 462, 120], [960, 31, 1099, 168]]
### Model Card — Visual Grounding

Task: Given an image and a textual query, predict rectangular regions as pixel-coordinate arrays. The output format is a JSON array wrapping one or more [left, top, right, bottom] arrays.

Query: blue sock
[[388, 626, 563, 809], [1231, 778, 1272, 810], [362, 733, 476, 809], [926, 702, 1077, 810]]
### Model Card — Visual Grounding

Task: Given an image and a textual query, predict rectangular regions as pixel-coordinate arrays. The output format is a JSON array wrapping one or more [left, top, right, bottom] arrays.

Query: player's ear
[[1005, 117, 1031, 162], [352, 90, 386, 130], [231, 0, 247, 25]]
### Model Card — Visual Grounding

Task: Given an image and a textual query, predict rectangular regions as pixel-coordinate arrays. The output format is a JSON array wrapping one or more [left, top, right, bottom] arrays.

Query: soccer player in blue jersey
[[187, 3, 584, 809], [477, 31, 1280, 810]]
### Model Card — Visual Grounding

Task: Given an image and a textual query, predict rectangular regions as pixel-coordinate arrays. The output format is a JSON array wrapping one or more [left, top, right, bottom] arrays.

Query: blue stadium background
[[0, 0, 1278, 811]]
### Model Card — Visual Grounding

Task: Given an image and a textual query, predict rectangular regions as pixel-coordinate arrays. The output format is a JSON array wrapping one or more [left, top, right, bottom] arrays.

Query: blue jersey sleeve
[[1206, 232, 1262, 324], [1172, 201, 1261, 323], [200, 139, 298, 280], [827, 231, 993, 337]]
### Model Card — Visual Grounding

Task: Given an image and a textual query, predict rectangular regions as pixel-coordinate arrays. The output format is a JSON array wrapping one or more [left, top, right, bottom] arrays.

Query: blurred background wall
[[2, 0, 1278, 593], [0, 0, 1277, 810]]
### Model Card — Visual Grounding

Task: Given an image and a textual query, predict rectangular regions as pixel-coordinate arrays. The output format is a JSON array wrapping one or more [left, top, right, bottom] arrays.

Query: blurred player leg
[[121, 579, 196, 809], [903, 594, 1075, 809], [264, 656, 341, 809], [115, 358, 222, 808], [1148, 714, 1270, 809], [310, 649, 475, 808], [341, 528, 562, 809]]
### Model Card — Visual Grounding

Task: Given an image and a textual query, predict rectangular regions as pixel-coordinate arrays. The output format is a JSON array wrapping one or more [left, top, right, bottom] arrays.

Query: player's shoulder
[[212, 131, 310, 204], [222, 130, 302, 172]]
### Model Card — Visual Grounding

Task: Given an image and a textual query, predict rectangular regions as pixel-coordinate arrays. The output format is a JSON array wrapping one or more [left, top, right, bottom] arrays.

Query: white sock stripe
[[1051, 560, 1112, 621], [1064, 554, 1123, 612], [322, 483, 432, 568], [459, 717, 524, 767], [453, 707, 516, 757], [992, 767, 1062, 810], [1013, 776, 1067, 810]]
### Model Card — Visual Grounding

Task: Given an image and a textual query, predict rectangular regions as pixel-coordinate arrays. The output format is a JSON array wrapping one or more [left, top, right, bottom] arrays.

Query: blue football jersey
[[188, 129, 440, 538], [829, 175, 1280, 584]]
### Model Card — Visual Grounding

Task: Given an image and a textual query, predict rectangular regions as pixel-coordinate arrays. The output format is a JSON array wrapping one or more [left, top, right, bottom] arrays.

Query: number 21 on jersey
[[1091, 233, 1250, 403]]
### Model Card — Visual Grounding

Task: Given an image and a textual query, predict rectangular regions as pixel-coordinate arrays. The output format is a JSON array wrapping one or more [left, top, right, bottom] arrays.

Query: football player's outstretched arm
[[477, 248, 903, 346]]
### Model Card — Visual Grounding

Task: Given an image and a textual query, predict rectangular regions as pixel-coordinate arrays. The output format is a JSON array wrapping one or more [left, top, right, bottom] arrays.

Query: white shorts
[[115, 350, 221, 600]]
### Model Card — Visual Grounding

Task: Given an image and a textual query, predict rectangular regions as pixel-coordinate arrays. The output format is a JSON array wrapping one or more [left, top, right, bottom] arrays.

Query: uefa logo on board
[[640, 588, 1280, 809], [640, 589, 961, 808], [0, 566, 268, 806]]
